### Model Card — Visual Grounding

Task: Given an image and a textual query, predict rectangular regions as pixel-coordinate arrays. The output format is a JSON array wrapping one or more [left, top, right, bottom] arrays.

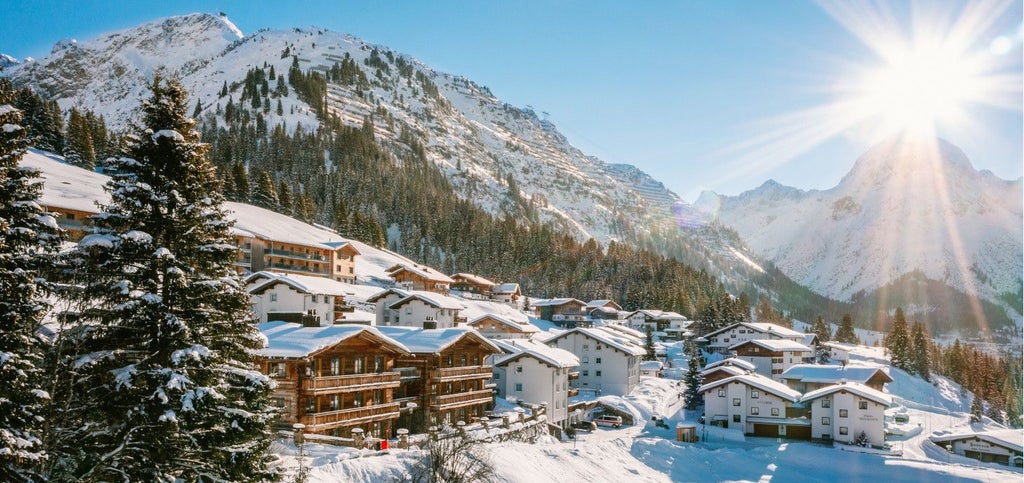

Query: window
[[750, 390, 759, 399], [839, 426, 849, 435], [305, 397, 316, 414], [494, 372, 500, 379], [821, 417, 831, 425], [515, 365, 523, 374], [771, 408, 779, 416], [446, 354, 454, 367], [595, 357, 602, 364], [582, 356, 589, 363], [733, 415, 741, 423], [839, 409, 848, 418], [460, 353, 468, 366], [583, 344, 590, 351], [353, 392, 363, 407], [274, 397, 286, 408], [353, 357, 364, 374], [373, 389, 383, 405], [595, 370, 602, 377], [330, 357, 340, 376], [582, 370, 589, 377], [374, 356, 384, 373], [311, 295, 318, 303], [750, 407, 759, 415], [269, 293, 277, 302], [273, 362, 286, 377], [733, 398, 741, 407], [718, 389, 726, 397], [329, 394, 340, 411], [515, 383, 523, 392], [821, 398, 831, 408], [859, 400, 868, 410]]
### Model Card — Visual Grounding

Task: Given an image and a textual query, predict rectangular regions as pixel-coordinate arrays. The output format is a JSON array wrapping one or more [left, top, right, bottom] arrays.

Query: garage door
[[753, 424, 779, 438], [785, 425, 811, 440]]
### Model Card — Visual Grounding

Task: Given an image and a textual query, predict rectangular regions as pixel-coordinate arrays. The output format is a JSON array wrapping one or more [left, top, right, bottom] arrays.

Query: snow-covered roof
[[929, 429, 1024, 453], [378, 326, 501, 354], [227, 201, 354, 250], [451, 273, 496, 287], [700, 365, 747, 378], [248, 271, 359, 297], [544, 328, 647, 356], [799, 381, 893, 407], [492, 283, 520, 294], [366, 288, 409, 303], [468, 314, 539, 333], [532, 297, 585, 307], [780, 364, 892, 385], [386, 263, 454, 283], [729, 338, 812, 352], [586, 299, 622, 310], [703, 358, 757, 372], [495, 339, 579, 369], [640, 360, 663, 371], [626, 309, 688, 321], [599, 323, 645, 339], [258, 321, 409, 358], [802, 334, 818, 346], [388, 291, 465, 310], [704, 322, 807, 340], [698, 374, 803, 402]]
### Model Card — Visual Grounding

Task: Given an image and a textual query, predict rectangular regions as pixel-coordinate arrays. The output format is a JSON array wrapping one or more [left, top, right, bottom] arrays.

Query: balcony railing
[[430, 389, 494, 410], [431, 365, 493, 381], [301, 372, 400, 394], [568, 371, 580, 380], [567, 388, 579, 397], [453, 316, 468, 324], [302, 402, 401, 428], [268, 248, 327, 262], [265, 261, 326, 275], [551, 314, 589, 322]]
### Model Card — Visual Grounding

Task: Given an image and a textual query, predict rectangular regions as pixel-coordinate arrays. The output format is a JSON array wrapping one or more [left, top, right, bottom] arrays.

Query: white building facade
[[544, 328, 645, 396]]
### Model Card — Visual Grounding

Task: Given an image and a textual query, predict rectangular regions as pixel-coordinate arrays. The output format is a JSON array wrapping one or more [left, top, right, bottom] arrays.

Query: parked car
[[592, 415, 623, 428], [572, 420, 597, 431]]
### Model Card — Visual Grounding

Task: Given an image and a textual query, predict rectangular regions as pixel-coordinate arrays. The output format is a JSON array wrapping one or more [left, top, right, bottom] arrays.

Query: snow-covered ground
[[276, 343, 1021, 482]]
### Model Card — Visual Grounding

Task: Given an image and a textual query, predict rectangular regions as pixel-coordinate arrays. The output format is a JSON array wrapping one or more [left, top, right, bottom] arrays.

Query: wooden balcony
[[301, 372, 400, 395], [567, 388, 579, 397], [568, 371, 580, 380], [272, 379, 297, 392], [431, 365, 493, 382], [430, 388, 494, 410], [302, 402, 401, 429]]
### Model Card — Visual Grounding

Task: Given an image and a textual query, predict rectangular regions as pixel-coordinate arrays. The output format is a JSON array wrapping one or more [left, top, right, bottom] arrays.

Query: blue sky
[[1, 1, 1021, 198]]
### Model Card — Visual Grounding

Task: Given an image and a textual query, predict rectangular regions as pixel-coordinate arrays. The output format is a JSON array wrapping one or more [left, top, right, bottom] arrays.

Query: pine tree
[[251, 169, 279, 210], [834, 313, 858, 344], [910, 322, 930, 381], [296, 193, 316, 223], [885, 308, 911, 371], [52, 75, 276, 481], [64, 108, 96, 169], [231, 162, 250, 201], [643, 326, 656, 361], [277, 180, 293, 214], [811, 316, 832, 363], [969, 394, 983, 423], [683, 342, 704, 410], [0, 78, 61, 482]]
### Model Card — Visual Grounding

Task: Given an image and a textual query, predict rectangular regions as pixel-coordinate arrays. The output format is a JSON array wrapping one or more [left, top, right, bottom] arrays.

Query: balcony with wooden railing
[[568, 371, 580, 380], [431, 365, 493, 382], [301, 372, 400, 395], [430, 388, 494, 410], [267, 248, 328, 262], [301, 402, 401, 428], [567, 388, 579, 397]]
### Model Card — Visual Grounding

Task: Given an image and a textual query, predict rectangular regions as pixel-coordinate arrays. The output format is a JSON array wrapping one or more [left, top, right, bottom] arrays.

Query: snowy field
[[275, 345, 1022, 482]]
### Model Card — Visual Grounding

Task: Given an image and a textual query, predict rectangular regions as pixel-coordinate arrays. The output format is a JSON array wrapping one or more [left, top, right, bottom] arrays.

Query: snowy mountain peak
[[839, 137, 977, 193], [0, 53, 18, 69]]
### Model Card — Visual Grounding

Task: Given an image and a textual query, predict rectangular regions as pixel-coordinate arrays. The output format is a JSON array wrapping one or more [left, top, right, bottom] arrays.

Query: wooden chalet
[[257, 322, 411, 438], [450, 273, 497, 297], [387, 263, 454, 294]]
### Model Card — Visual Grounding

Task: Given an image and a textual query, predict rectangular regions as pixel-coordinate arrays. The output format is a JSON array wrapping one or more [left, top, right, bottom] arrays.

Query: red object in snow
[[379, 439, 389, 450]]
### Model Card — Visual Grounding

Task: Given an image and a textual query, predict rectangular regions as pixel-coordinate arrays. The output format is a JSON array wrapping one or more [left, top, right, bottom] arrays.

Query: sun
[[855, 43, 982, 136]]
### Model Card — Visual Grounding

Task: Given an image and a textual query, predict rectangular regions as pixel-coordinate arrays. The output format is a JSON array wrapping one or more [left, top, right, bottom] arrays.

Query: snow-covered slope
[[8, 13, 683, 243], [698, 138, 1023, 325]]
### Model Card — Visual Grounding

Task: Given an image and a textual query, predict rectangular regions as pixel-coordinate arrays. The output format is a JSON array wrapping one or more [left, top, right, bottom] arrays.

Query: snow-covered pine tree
[[64, 108, 96, 170], [811, 316, 832, 363], [54, 74, 276, 482], [885, 308, 911, 372], [0, 78, 61, 482], [683, 342, 704, 410], [910, 322, 930, 381], [969, 394, 983, 423]]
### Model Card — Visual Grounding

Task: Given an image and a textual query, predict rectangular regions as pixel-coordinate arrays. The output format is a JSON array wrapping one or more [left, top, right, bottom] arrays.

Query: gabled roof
[[799, 381, 893, 407], [700, 364, 748, 378], [544, 328, 647, 356], [780, 364, 892, 385], [532, 297, 586, 308], [494, 339, 579, 369], [929, 429, 1023, 453], [366, 288, 410, 303], [703, 357, 757, 372], [258, 321, 409, 358], [596, 324, 645, 342], [586, 299, 623, 311], [379, 326, 501, 355], [451, 273, 496, 287], [492, 283, 521, 295], [704, 322, 807, 340], [729, 339, 812, 353], [388, 292, 465, 311], [640, 360, 663, 371], [386, 263, 455, 283], [323, 240, 360, 256], [698, 374, 803, 402], [468, 314, 539, 333], [626, 309, 688, 321], [248, 271, 356, 297]]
